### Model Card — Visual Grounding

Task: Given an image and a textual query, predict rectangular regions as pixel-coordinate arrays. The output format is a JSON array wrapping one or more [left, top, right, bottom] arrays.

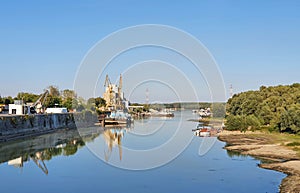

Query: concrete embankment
[[0, 112, 98, 142]]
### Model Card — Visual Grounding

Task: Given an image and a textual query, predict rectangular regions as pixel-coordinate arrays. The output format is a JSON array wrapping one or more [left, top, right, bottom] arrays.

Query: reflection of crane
[[30, 90, 49, 114], [30, 152, 48, 175]]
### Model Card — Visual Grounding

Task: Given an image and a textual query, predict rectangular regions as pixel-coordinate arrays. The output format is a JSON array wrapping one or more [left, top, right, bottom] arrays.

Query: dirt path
[[218, 131, 300, 193]]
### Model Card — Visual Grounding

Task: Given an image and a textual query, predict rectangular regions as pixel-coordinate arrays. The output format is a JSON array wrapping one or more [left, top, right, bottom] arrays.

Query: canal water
[[0, 111, 284, 193]]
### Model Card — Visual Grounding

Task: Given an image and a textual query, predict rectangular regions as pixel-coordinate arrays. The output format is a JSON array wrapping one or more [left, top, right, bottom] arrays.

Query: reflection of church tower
[[117, 134, 122, 161], [103, 129, 123, 161]]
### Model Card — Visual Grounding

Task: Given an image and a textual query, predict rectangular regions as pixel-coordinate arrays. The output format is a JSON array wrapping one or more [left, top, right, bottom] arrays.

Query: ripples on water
[[0, 111, 284, 193]]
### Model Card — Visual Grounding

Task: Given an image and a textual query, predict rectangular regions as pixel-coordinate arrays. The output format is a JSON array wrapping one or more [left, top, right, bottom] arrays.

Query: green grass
[[286, 142, 300, 146]]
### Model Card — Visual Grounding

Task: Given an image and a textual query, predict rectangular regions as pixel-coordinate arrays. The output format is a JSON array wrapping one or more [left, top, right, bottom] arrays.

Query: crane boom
[[31, 90, 49, 108], [30, 90, 49, 114], [104, 74, 111, 88]]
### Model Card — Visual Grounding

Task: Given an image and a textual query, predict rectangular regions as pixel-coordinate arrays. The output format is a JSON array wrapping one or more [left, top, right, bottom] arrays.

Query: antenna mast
[[230, 84, 233, 98]]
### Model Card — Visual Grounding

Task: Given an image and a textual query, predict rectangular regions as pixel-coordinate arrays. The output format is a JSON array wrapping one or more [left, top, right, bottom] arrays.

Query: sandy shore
[[218, 130, 300, 193]]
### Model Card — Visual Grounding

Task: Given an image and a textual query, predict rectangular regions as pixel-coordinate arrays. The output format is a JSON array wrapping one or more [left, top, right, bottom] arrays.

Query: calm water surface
[[0, 111, 284, 193]]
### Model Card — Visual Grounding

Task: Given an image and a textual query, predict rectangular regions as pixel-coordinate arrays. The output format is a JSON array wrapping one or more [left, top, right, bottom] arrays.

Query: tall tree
[[48, 85, 60, 97], [61, 89, 76, 99]]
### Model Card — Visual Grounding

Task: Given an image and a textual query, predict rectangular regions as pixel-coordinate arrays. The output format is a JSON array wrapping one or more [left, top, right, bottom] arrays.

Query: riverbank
[[218, 130, 300, 193], [188, 117, 224, 128], [0, 112, 98, 142]]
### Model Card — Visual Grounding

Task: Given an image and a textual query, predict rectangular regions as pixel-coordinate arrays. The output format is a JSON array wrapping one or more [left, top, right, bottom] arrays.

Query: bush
[[225, 115, 261, 132], [225, 115, 243, 131], [286, 142, 300, 146]]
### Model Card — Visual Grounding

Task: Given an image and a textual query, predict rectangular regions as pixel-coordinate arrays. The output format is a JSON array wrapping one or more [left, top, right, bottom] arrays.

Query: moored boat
[[193, 123, 212, 137], [99, 110, 133, 126]]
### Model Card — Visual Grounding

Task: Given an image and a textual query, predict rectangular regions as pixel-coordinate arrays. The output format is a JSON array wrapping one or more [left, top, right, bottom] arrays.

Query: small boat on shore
[[193, 123, 213, 137]]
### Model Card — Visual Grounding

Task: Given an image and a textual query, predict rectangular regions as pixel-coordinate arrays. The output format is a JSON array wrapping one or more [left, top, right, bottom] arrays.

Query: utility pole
[[230, 84, 233, 98], [146, 88, 149, 105]]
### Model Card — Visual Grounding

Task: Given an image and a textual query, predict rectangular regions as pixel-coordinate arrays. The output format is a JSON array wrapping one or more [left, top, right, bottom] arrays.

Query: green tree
[[15, 92, 39, 103], [62, 97, 73, 110], [61, 89, 76, 99], [45, 95, 62, 108], [4, 96, 13, 105], [225, 115, 261, 132], [211, 103, 226, 118], [48, 85, 60, 97], [225, 115, 243, 131], [279, 104, 300, 134], [94, 97, 106, 107]]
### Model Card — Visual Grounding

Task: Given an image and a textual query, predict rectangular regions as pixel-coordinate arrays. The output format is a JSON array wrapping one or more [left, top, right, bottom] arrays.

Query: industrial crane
[[104, 74, 111, 88], [117, 74, 123, 109], [30, 90, 49, 114]]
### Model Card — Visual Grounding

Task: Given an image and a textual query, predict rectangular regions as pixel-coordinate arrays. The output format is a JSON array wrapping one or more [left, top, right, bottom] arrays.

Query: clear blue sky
[[1, 0, 299, 102]]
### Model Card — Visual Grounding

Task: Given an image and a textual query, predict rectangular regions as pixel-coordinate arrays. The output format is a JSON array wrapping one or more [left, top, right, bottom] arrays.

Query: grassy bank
[[189, 117, 224, 125]]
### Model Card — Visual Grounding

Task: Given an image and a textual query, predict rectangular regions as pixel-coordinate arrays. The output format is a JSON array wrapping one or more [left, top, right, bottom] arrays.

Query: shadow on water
[[225, 148, 283, 165]]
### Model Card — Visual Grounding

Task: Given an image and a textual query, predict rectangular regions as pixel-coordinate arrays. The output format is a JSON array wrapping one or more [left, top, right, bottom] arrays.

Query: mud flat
[[218, 130, 300, 193]]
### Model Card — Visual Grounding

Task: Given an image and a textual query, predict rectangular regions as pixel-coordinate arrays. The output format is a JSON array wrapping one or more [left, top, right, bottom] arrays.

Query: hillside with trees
[[226, 83, 300, 134]]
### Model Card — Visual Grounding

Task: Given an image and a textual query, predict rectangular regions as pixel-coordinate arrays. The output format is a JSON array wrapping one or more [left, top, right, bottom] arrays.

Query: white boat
[[100, 110, 133, 126], [193, 123, 212, 137], [150, 109, 174, 117]]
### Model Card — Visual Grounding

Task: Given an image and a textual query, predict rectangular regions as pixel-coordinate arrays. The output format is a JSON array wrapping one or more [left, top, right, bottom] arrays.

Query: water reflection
[[226, 149, 248, 158], [0, 128, 102, 174], [0, 126, 132, 174], [102, 126, 131, 162]]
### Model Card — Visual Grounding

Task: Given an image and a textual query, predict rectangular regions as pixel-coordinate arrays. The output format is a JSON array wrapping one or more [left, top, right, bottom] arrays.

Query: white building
[[9, 100, 27, 115], [45, 108, 68, 114]]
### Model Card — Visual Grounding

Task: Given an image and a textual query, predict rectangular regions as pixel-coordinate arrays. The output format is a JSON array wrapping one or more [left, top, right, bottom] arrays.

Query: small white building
[[45, 108, 68, 114], [9, 100, 27, 115]]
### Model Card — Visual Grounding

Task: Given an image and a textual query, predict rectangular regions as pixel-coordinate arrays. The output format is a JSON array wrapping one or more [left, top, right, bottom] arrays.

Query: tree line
[[0, 86, 106, 112], [226, 83, 300, 134]]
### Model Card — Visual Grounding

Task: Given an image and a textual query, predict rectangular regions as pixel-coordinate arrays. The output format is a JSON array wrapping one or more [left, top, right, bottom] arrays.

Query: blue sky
[[1, 0, 299, 102]]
